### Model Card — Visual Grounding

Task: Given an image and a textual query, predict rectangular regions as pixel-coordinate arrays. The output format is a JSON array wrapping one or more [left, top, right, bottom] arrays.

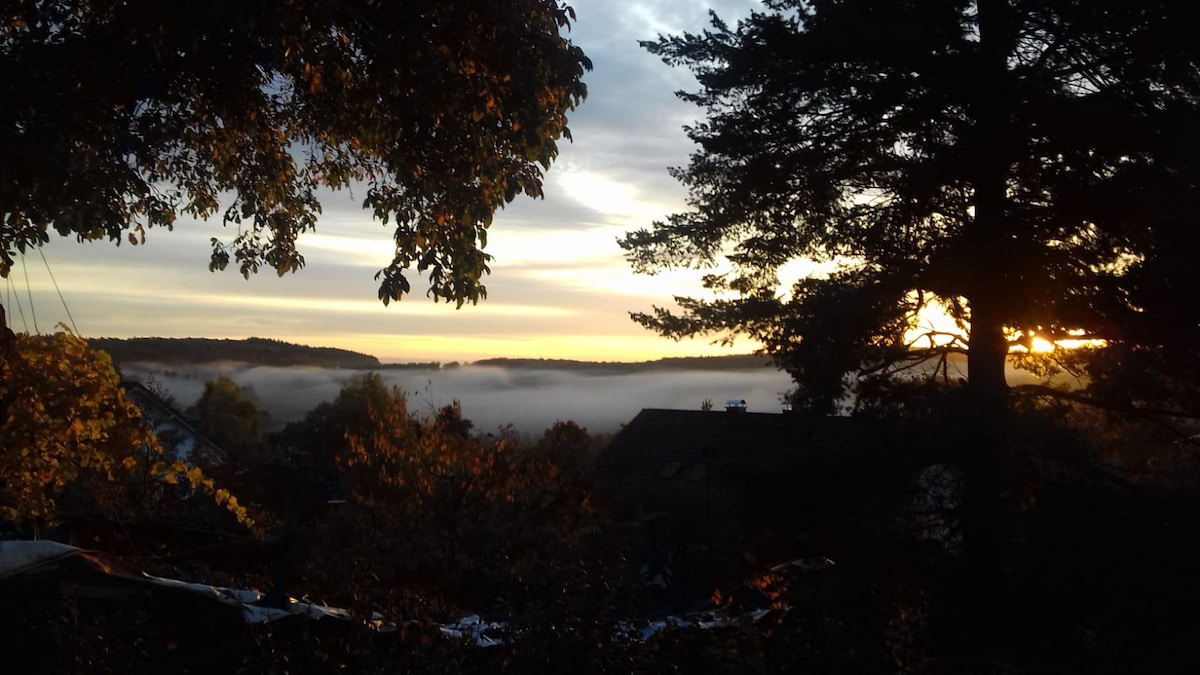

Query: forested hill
[[88, 336, 771, 371], [88, 337, 382, 369], [472, 353, 773, 372]]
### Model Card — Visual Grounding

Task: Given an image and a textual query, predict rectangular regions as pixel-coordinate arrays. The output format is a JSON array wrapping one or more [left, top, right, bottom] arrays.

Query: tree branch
[[1012, 384, 1200, 421]]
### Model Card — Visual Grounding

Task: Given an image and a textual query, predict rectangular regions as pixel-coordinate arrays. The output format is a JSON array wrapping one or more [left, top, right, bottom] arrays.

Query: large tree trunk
[[957, 223, 1014, 667], [963, 292, 1009, 579], [954, 0, 1016, 663], [965, 0, 1015, 571]]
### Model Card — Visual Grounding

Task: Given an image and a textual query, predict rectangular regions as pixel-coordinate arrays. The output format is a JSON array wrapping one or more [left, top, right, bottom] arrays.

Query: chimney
[[725, 398, 747, 413]]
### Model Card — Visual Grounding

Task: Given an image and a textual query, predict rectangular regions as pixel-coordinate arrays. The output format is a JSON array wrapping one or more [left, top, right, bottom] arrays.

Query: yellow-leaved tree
[[0, 329, 249, 530]]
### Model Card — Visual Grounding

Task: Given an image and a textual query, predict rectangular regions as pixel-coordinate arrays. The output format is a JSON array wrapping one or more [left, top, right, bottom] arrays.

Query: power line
[[39, 248, 79, 335], [20, 253, 38, 334], [6, 274, 29, 333]]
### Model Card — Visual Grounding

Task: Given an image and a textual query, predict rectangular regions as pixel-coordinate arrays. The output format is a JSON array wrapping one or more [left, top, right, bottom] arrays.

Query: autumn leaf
[[0, 330, 253, 528]]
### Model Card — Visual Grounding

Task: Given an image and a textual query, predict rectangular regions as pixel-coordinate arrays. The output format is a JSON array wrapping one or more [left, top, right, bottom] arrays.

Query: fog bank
[[121, 363, 795, 434]]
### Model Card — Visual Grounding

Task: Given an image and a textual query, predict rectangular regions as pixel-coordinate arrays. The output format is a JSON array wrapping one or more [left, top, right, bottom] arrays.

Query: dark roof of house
[[595, 408, 876, 482]]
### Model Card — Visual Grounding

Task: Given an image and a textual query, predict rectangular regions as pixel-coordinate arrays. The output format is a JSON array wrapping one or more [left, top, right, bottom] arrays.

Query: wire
[[20, 253, 38, 334], [39, 248, 79, 335], [6, 274, 29, 333]]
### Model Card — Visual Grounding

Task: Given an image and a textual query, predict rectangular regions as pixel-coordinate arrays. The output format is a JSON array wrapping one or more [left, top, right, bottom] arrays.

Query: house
[[596, 405, 876, 487], [594, 405, 880, 602], [122, 379, 227, 466], [45, 381, 250, 556]]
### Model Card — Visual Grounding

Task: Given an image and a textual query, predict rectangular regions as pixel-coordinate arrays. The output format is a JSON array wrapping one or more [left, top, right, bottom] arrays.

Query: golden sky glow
[[177, 292, 582, 318]]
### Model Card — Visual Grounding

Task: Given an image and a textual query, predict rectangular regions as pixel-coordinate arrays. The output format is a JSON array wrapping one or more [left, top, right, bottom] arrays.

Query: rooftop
[[596, 408, 875, 482]]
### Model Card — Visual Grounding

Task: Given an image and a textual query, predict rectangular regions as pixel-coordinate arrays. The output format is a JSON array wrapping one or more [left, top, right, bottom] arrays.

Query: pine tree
[[624, 0, 1200, 416], [622, 0, 1200, 650]]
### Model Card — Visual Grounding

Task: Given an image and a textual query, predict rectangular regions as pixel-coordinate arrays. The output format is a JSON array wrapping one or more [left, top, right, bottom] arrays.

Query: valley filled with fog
[[121, 362, 796, 434]]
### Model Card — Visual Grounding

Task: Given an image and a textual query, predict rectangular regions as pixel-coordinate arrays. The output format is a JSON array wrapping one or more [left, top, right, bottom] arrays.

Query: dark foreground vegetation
[[2, 333, 1199, 674]]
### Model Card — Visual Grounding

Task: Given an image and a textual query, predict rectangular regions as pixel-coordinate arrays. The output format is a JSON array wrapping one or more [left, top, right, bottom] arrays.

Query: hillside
[[472, 353, 773, 372], [88, 337, 382, 369], [88, 337, 776, 372]]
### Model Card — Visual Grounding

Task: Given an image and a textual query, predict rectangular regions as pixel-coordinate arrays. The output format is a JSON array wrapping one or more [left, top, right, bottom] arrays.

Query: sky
[[6, 0, 764, 364]]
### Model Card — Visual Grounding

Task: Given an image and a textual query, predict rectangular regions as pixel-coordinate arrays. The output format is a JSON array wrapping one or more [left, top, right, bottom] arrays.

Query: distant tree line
[[473, 353, 773, 372], [91, 337, 382, 369]]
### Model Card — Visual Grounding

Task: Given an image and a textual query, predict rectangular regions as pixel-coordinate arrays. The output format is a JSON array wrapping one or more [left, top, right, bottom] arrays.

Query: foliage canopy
[[623, 0, 1200, 414], [0, 0, 591, 306]]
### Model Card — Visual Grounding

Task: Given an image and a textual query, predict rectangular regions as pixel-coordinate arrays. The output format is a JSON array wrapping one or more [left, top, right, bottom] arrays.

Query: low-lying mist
[[121, 362, 796, 434]]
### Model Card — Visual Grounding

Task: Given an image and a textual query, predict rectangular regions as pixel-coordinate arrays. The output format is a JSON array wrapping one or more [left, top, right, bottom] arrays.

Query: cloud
[[12, 1, 767, 364]]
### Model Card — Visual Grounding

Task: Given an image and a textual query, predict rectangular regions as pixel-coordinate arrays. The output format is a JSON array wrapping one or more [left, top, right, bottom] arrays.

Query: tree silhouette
[[0, 0, 591, 307], [622, 0, 1200, 645], [192, 376, 264, 460], [624, 0, 1199, 414]]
